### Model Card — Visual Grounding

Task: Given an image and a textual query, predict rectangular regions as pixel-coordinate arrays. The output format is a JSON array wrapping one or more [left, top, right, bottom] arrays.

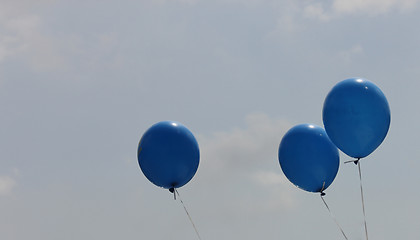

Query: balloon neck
[[169, 187, 176, 200], [319, 181, 326, 196], [344, 158, 361, 165]]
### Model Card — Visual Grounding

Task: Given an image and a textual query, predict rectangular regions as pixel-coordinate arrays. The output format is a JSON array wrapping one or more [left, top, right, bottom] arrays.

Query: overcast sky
[[0, 0, 419, 239]]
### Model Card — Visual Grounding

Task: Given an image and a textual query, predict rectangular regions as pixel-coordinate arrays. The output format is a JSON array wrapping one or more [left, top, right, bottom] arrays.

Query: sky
[[0, 0, 419, 239]]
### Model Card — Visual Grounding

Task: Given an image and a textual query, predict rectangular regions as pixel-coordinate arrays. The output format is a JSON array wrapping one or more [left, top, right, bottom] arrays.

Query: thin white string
[[344, 158, 369, 240], [175, 189, 202, 240], [320, 194, 349, 240], [357, 161, 369, 240]]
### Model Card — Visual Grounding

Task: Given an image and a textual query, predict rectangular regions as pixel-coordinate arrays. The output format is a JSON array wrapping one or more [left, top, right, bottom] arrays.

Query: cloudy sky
[[0, 0, 419, 239]]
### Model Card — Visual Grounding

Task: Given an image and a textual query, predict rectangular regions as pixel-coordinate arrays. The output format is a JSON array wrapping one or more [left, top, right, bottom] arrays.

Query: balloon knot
[[321, 192, 326, 196], [169, 187, 176, 200]]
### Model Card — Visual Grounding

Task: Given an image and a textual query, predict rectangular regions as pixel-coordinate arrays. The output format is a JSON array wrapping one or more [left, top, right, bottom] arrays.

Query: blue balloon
[[138, 121, 200, 189], [278, 124, 339, 193], [323, 78, 391, 158]]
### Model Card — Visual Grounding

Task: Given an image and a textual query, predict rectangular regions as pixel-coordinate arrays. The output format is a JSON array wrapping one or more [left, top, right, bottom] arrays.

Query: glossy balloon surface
[[138, 121, 199, 189], [323, 78, 390, 158], [278, 124, 339, 193]]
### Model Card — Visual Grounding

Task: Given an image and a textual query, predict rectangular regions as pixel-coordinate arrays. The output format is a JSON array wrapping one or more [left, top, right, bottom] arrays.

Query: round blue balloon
[[323, 78, 390, 158], [278, 124, 339, 193], [138, 121, 200, 189]]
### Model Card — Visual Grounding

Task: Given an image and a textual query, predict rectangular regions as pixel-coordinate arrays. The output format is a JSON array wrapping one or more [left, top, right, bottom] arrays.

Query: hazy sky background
[[0, 0, 419, 239]]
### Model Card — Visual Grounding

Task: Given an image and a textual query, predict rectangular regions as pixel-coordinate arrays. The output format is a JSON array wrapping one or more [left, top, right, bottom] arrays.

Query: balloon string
[[175, 189, 202, 240], [344, 158, 369, 240], [357, 160, 369, 240], [320, 194, 349, 240]]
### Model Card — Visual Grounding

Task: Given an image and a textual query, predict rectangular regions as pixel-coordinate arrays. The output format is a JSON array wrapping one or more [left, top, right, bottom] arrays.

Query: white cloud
[[195, 113, 297, 212], [3, 15, 65, 72], [0, 1, 65, 72], [199, 113, 291, 174], [303, 0, 419, 21], [0, 175, 16, 196], [253, 170, 286, 185], [303, 3, 331, 22], [0, 0, 124, 79], [338, 44, 364, 64], [253, 170, 296, 209], [332, 0, 418, 15], [151, 0, 198, 5]]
